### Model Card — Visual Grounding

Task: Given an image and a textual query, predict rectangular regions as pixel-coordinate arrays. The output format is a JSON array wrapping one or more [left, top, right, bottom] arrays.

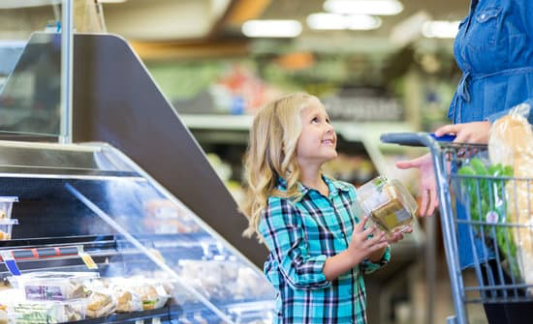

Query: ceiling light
[[324, 0, 403, 16], [242, 20, 302, 38], [422, 20, 461, 38], [98, 0, 128, 3], [390, 11, 432, 46], [307, 13, 381, 30]]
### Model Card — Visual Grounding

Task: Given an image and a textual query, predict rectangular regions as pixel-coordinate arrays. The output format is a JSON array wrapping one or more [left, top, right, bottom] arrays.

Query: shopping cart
[[380, 133, 533, 324]]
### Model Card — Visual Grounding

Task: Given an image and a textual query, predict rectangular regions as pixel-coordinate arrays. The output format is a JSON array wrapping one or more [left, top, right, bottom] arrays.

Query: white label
[[486, 211, 499, 224], [394, 208, 411, 222]]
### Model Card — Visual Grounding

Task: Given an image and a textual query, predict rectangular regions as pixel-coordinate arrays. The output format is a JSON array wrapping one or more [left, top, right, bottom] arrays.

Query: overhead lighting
[[324, 0, 403, 16], [390, 11, 432, 46], [98, 0, 128, 3], [307, 13, 381, 30], [242, 20, 302, 38], [422, 20, 461, 38]]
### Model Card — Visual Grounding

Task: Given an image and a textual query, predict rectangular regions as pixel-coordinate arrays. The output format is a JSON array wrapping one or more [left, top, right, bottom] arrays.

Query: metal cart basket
[[381, 133, 533, 324]]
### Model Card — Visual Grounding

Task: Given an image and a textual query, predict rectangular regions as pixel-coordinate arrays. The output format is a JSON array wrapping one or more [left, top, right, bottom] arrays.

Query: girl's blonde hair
[[241, 92, 318, 240]]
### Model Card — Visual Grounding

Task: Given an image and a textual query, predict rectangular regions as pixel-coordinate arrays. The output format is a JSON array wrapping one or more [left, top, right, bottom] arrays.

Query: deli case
[[0, 140, 276, 324]]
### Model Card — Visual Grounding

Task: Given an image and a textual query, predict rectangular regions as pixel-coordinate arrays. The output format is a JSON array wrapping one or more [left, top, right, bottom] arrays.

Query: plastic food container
[[0, 304, 8, 324], [0, 219, 18, 240], [10, 299, 88, 324], [0, 197, 18, 220], [13, 272, 99, 301], [357, 176, 417, 235]]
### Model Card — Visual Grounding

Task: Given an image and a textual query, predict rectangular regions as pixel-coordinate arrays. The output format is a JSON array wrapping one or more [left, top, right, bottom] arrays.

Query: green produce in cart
[[458, 159, 520, 279]]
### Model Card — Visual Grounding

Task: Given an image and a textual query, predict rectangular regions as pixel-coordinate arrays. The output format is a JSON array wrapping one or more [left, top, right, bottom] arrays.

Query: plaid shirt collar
[[276, 175, 351, 198]]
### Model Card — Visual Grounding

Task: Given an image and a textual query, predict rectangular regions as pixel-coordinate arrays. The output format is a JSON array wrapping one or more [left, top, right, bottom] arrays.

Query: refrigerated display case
[[0, 140, 276, 324], [0, 3, 271, 323]]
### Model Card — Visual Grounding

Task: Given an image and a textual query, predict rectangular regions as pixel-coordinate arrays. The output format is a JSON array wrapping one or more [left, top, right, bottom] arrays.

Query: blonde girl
[[241, 92, 407, 324]]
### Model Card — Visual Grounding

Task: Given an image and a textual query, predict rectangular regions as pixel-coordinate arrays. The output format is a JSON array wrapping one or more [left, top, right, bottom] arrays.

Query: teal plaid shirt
[[259, 176, 390, 324]]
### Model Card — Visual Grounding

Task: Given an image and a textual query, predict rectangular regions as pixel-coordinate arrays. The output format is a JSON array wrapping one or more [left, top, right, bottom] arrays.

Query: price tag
[[77, 246, 98, 269], [1, 251, 21, 276]]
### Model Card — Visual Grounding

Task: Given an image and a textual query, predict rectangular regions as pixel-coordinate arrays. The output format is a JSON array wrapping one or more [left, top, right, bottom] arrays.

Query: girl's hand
[[396, 153, 438, 217], [347, 216, 388, 265], [434, 121, 491, 144], [387, 226, 413, 244]]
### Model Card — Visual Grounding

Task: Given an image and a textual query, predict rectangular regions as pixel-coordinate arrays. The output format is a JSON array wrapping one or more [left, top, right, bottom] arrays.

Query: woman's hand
[[434, 121, 491, 144], [347, 216, 388, 265], [396, 153, 438, 217]]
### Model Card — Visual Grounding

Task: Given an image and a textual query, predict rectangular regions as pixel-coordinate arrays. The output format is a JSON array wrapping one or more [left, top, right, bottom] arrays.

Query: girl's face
[[296, 99, 337, 166]]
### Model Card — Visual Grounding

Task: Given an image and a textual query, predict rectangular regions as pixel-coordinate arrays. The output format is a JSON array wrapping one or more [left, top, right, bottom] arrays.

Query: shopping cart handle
[[380, 132, 438, 147], [429, 133, 456, 142]]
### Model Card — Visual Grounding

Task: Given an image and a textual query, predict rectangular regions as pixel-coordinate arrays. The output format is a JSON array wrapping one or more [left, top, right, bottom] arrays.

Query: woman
[[397, 1, 533, 323]]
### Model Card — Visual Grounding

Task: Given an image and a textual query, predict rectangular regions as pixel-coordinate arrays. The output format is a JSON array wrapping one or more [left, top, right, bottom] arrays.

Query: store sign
[[322, 89, 404, 122]]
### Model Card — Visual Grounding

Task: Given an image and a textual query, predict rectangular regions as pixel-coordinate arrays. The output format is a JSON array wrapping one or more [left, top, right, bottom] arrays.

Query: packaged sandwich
[[86, 291, 116, 318], [13, 272, 98, 301], [357, 176, 417, 235], [131, 281, 170, 311], [113, 288, 142, 313]]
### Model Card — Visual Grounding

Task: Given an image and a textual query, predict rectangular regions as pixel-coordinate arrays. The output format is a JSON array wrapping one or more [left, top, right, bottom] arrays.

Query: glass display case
[[0, 0, 104, 140], [0, 140, 276, 324]]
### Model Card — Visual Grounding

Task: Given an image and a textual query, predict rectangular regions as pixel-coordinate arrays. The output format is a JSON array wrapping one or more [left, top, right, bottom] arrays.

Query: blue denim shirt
[[449, 0, 533, 125], [450, 0, 533, 268]]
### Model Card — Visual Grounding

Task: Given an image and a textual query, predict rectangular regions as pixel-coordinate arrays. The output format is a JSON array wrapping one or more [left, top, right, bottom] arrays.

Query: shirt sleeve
[[360, 245, 391, 274], [485, 98, 533, 124], [259, 197, 331, 290]]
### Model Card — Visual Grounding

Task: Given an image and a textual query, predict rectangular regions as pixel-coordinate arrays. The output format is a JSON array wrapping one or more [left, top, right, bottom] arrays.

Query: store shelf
[[74, 305, 180, 324], [181, 114, 414, 141], [69, 301, 275, 324], [180, 114, 254, 131], [181, 114, 416, 177], [0, 233, 218, 276]]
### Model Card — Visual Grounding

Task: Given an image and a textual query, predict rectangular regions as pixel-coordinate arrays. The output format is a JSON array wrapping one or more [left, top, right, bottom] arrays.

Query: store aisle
[[409, 259, 488, 324]]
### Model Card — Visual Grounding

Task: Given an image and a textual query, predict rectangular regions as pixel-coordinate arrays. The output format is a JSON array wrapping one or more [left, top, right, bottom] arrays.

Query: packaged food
[[489, 104, 533, 290], [357, 176, 417, 235], [143, 199, 200, 234], [86, 291, 116, 318], [106, 277, 169, 312], [130, 281, 170, 310], [112, 288, 142, 313], [0, 219, 18, 240], [13, 272, 98, 301], [0, 197, 18, 220], [0, 304, 8, 324], [10, 299, 87, 324]]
